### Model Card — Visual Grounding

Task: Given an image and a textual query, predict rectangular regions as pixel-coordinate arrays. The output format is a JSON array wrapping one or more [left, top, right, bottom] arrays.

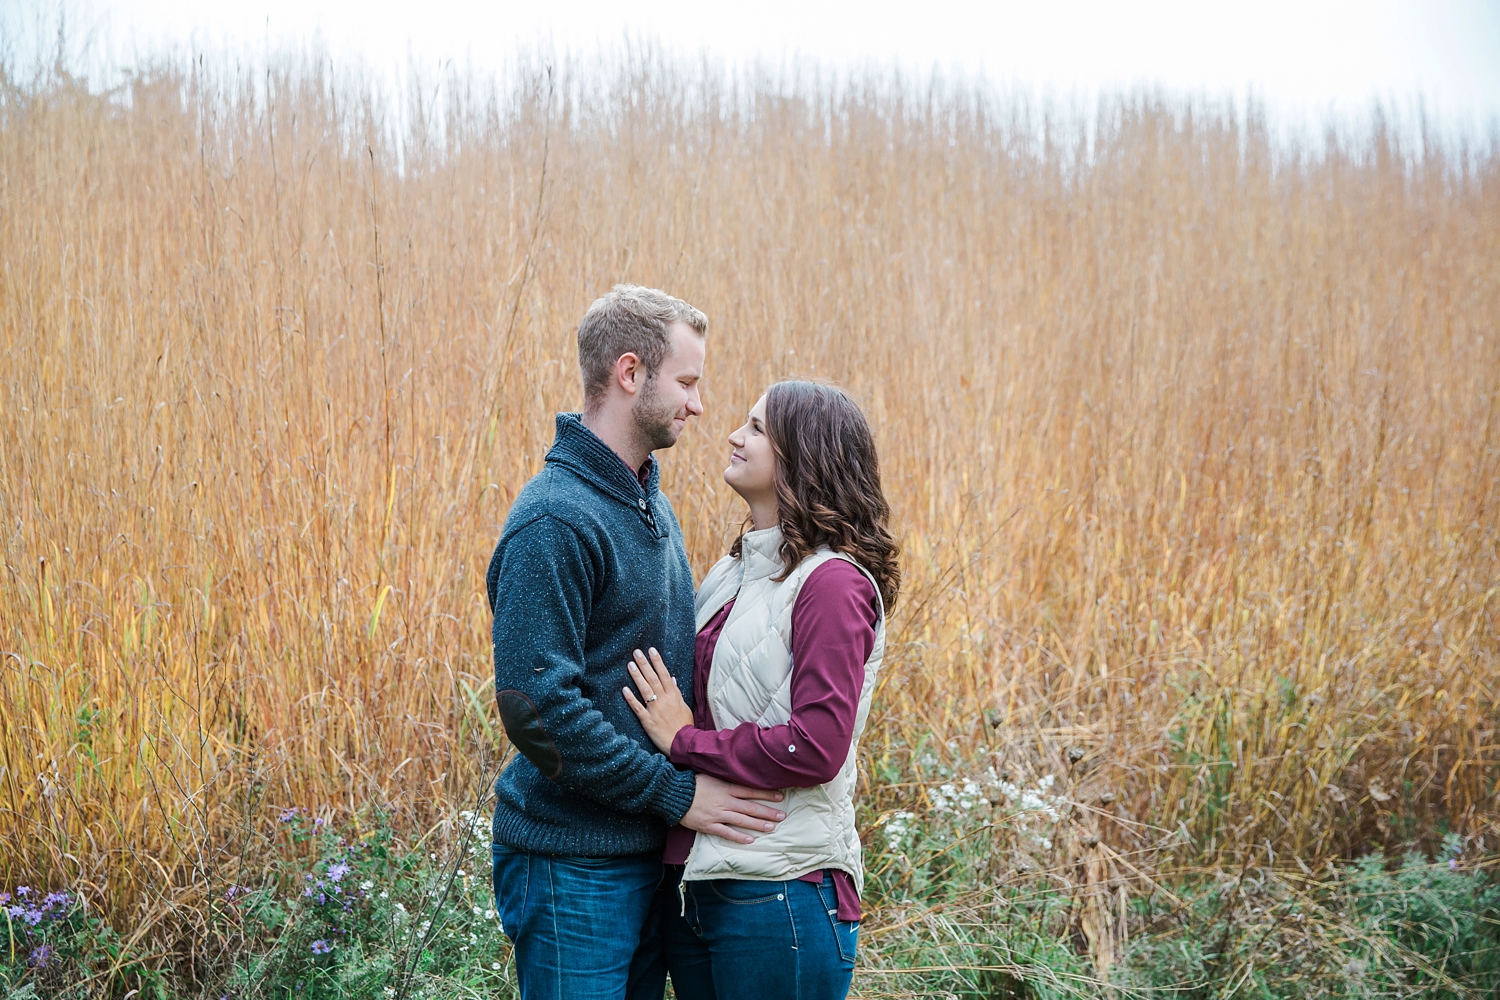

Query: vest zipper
[[679, 833, 701, 916]]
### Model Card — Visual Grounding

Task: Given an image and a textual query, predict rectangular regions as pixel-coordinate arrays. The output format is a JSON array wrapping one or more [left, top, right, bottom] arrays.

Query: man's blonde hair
[[577, 285, 707, 409]]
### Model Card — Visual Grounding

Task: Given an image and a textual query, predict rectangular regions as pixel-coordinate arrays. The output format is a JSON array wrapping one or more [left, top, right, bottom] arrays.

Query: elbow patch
[[497, 690, 563, 779]]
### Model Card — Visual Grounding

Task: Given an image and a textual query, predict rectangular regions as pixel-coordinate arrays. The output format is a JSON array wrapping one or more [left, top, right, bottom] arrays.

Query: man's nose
[[686, 388, 704, 416]]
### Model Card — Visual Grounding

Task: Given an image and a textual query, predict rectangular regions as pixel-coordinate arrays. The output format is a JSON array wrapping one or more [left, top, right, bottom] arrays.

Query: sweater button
[[787, 744, 796, 753], [638, 498, 647, 509]]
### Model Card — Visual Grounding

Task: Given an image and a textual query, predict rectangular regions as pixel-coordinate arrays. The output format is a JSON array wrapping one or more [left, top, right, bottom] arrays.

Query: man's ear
[[615, 352, 643, 396]]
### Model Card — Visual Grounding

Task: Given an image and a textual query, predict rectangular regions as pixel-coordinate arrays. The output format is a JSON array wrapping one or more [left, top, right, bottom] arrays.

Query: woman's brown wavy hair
[[730, 380, 901, 611]]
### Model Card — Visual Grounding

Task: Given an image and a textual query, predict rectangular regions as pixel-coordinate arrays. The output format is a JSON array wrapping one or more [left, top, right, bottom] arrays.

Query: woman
[[622, 379, 900, 1000]]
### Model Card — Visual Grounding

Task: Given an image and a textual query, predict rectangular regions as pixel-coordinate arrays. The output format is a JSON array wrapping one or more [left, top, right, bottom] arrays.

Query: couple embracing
[[487, 284, 899, 1000]]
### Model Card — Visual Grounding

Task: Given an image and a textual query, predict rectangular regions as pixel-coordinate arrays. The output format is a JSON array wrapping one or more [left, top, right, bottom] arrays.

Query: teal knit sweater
[[487, 413, 698, 856]]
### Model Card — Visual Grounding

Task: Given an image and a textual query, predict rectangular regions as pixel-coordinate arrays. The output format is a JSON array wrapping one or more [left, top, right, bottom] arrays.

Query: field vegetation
[[0, 41, 1497, 997]]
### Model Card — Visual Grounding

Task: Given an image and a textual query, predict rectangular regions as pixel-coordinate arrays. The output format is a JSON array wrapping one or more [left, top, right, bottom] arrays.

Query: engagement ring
[[647, 694, 658, 702]]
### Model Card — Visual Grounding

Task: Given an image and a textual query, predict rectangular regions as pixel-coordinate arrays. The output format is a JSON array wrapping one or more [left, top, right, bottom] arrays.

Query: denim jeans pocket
[[704, 877, 788, 905], [827, 914, 858, 966], [814, 881, 858, 966], [490, 844, 527, 941]]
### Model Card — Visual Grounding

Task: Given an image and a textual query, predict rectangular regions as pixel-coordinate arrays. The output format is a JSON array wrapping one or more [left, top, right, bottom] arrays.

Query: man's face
[[632, 321, 705, 452]]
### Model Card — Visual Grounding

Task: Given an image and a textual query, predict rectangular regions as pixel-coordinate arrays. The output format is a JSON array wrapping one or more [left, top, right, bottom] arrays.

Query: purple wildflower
[[23, 908, 45, 926], [1450, 858, 1460, 870], [279, 808, 299, 823], [5, 905, 23, 920], [15, 886, 29, 897], [28, 944, 52, 968], [326, 862, 349, 883], [0, 892, 10, 905], [310, 939, 332, 955]]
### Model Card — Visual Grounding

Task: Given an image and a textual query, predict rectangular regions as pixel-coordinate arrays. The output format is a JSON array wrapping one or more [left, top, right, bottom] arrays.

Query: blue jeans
[[491, 844, 673, 1000], [663, 871, 859, 1000]]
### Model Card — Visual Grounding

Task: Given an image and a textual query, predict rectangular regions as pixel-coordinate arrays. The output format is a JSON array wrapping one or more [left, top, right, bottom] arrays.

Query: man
[[487, 285, 786, 1000]]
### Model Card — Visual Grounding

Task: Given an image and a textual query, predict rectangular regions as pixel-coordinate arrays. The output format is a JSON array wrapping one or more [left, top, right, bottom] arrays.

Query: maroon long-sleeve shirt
[[664, 559, 877, 921]]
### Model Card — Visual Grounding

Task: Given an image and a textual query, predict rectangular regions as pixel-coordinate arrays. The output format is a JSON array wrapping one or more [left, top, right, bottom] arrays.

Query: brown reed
[[0, 49, 1496, 951]]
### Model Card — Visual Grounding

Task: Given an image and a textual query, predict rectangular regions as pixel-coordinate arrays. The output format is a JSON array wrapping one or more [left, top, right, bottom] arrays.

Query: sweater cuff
[[651, 767, 698, 826]]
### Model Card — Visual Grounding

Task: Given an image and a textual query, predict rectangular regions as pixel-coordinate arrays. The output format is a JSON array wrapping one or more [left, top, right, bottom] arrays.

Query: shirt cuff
[[668, 725, 701, 765]]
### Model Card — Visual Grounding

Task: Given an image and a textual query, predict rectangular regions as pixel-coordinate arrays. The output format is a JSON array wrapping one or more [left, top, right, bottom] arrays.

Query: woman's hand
[[623, 647, 694, 754]]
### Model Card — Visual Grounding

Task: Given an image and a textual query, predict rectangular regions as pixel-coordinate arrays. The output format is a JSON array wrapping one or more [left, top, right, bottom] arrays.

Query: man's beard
[[632, 375, 680, 453]]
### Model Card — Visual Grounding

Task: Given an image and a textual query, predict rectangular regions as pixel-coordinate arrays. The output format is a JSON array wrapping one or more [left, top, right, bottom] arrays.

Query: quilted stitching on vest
[[683, 527, 885, 895]]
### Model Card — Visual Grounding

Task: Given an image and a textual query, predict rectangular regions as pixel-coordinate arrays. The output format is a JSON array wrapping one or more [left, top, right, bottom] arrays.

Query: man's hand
[[681, 774, 786, 845]]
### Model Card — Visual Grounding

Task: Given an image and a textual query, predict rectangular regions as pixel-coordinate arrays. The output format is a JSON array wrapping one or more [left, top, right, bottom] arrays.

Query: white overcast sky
[[10, 1, 1500, 128]]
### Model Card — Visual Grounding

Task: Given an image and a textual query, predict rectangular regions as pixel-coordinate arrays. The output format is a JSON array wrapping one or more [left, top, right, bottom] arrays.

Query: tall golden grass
[[1, 49, 1496, 940]]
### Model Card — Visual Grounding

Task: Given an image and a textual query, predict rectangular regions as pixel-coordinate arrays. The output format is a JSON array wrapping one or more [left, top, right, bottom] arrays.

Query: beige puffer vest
[[681, 526, 885, 896]]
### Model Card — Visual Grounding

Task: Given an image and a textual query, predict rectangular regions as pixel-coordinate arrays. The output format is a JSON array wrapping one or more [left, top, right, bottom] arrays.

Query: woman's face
[[724, 393, 777, 503]]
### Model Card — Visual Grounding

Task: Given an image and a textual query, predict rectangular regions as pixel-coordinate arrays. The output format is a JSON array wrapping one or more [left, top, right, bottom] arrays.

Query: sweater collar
[[545, 413, 660, 504], [737, 526, 785, 584]]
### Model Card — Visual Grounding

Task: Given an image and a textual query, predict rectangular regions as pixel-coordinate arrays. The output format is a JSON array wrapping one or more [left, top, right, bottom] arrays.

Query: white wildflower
[[884, 810, 916, 851], [458, 809, 489, 840], [932, 782, 958, 812]]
